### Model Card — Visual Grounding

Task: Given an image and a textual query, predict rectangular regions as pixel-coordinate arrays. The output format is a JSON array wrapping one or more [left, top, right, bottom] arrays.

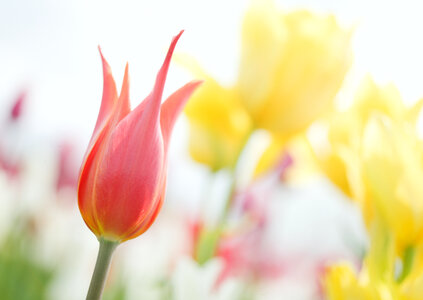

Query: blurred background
[[1, 0, 423, 299]]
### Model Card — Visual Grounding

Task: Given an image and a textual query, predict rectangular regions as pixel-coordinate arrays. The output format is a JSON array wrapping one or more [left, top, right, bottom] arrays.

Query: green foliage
[[103, 278, 128, 300], [0, 230, 55, 300]]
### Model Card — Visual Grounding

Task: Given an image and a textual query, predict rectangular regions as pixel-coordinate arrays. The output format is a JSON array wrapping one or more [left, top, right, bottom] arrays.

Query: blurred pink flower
[[0, 89, 27, 178], [216, 227, 286, 286], [9, 90, 26, 122], [219, 177, 289, 284], [0, 148, 20, 178], [236, 153, 292, 224], [56, 141, 79, 193]]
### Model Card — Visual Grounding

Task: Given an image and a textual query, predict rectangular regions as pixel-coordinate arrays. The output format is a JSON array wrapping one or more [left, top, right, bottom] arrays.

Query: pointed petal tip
[[120, 62, 130, 99], [190, 79, 204, 87], [98, 45, 105, 61], [176, 30, 184, 39], [184, 79, 204, 94], [146, 30, 185, 119], [124, 62, 129, 77], [183, 80, 204, 96], [98, 46, 112, 73], [167, 30, 184, 60], [180, 79, 204, 102], [159, 79, 203, 150]]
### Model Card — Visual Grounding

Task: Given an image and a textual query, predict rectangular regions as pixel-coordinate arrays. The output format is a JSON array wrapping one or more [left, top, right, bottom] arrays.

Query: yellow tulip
[[325, 263, 377, 300], [238, 0, 352, 136], [325, 219, 408, 300], [313, 78, 418, 215], [362, 116, 423, 250], [325, 257, 406, 300], [322, 79, 423, 299], [325, 220, 423, 300], [351, 76, 406, 123], [184, 74, 252, 171], [183, 1, 351, 173]]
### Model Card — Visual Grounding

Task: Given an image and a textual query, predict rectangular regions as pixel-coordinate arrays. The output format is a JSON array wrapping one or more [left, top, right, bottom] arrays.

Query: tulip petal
[[89, 33, 184, 239], [94, 47, 119, 135], [160, 80, 203, 151], [134, 30, 184, 137], [78, 32, 198, 242], [112, 63, 131, 123], [78, 138, 104, 234], [92, 104, 165, 239], [79, 51, 130, 171], [122, 180, 166, 241], [78, 58, 131, 237]]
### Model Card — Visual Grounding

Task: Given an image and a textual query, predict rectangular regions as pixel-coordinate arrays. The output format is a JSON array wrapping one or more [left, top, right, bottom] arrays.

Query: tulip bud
[[78, 31, 201, 242]]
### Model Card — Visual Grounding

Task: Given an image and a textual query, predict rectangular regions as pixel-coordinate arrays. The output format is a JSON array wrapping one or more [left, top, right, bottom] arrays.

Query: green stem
[[194, 128, 255, 265], [220, 174, 237, 222], [397, 246, 415, 283], [220, 127, 255, 222], [86, 239, 118, 300]]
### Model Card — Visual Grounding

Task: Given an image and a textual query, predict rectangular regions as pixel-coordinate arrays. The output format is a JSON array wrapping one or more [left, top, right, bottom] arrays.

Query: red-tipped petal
[[160, 80, 203, 150]]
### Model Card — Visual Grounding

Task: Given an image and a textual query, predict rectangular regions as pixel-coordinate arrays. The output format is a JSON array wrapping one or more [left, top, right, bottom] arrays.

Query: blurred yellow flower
[[401, 243, 423, 299], [325, 263, 376, 300], [256, 76, 398, 181], [352, 76, 407, 123], [325, 257, 406, 300], [325, 218, 423, 300], [322, 80, 423, 298], [185, 73, 252, 171], [312, 78, 423, 227], [238, 0, 352, 136], [362, 116, 423, 250], [325, 220, 409, 300], [183, 0, 351, 173]]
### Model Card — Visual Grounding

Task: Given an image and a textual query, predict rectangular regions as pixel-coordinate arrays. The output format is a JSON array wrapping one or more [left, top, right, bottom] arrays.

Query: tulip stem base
[[86, 238, 118, 300]]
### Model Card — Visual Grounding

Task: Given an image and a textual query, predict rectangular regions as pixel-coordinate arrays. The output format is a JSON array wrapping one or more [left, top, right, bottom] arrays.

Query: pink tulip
[[78, 31, 201, 242]]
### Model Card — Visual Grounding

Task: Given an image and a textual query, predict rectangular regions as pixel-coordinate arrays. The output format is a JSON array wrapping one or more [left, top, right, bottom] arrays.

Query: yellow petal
[[239, 1, 352, 135], [253, 134, 287, 177], [185, 76, 252, 171], [352, 76, 406, 123], [324, 262, 375, 300], [362, 116, 423, 249]]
